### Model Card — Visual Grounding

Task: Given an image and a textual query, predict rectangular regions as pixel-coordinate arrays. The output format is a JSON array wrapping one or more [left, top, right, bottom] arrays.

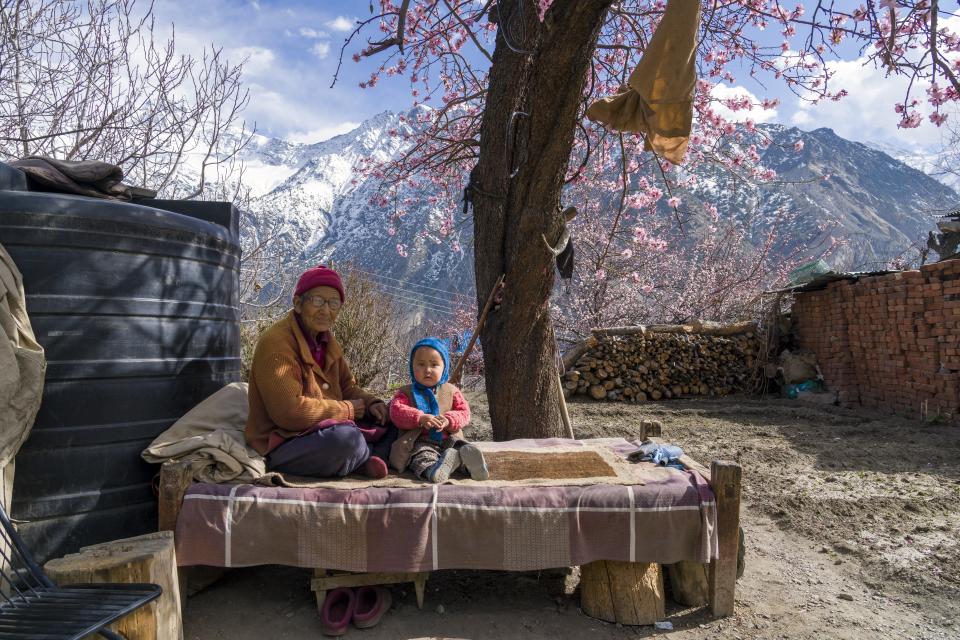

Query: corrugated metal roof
[[764, 269, 897, 294]]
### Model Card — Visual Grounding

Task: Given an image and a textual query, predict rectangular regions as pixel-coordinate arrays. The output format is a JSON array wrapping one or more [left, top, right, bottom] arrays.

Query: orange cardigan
[[245, 311, 381, 454]]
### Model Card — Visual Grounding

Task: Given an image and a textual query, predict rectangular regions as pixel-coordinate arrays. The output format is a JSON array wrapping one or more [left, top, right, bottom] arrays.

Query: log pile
[[564, 326, 757, 402]]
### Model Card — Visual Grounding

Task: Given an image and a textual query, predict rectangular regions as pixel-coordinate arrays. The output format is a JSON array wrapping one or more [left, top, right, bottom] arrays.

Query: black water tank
[[0, 170, 241, 562]]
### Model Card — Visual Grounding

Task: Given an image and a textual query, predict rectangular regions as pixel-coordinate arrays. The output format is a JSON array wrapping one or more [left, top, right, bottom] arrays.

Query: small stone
[[834, 559, 843, 565], [435, 604, 445, 615], [838, 593, 854, 601]]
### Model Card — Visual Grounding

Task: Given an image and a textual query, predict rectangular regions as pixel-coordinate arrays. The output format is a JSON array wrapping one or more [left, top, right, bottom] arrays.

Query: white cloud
[[710, 84, 778, 123], [785, 17, 960, 150], [311, 41, 331, 59], [299, 27, 328, 39], [787, 57, 950, 149], [325, 16, 354, 32], [288, 121, 361, 144], [228, 46, 276, 76]]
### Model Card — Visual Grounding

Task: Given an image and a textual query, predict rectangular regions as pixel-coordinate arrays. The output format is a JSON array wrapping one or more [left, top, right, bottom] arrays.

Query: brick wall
[[791, 259, 960, 424]]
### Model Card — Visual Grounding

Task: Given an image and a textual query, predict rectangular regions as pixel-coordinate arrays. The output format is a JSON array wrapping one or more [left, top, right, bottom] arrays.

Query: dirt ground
[[184, 394, 960, 639]]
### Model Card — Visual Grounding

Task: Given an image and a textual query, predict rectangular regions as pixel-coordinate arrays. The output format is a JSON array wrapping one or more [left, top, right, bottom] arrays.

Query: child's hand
[[439, 416, 451, 432], [418, 414, 444, 430]]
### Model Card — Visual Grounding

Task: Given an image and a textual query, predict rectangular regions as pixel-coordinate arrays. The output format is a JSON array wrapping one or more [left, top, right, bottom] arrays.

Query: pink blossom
[[536, 0, 554, 21], [595, 269, 606, 281], [898, 112, 922, 128], [621, 248, 633, 259], [667, 196, 681, 208], [794, 140, 804, 152]]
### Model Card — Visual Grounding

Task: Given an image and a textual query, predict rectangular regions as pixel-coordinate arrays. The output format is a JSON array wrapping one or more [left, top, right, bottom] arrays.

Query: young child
[[388, 337, 488, 483]]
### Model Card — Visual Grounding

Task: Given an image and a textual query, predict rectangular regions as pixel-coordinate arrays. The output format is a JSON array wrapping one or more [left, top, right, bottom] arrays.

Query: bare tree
[[0, 0, 252, 198]]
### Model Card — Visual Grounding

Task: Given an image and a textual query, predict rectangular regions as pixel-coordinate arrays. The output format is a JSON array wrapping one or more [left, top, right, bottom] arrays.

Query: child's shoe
[[426, 448, 461, 483], [458, 443, 489, 481]]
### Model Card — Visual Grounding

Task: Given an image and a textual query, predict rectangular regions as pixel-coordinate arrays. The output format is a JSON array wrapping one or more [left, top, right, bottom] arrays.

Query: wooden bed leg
[[158, 461, 193, 600], [708, 460, 741, 618], [414, 573, 427, 610], [158, 461, 193, 534], [668, 560, 709, 606], [158, 461, 226, 599], [314, 569, 328, 614]]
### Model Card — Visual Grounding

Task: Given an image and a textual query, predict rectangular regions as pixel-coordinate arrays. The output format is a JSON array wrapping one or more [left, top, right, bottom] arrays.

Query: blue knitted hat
[[408, 337, 450, 416]]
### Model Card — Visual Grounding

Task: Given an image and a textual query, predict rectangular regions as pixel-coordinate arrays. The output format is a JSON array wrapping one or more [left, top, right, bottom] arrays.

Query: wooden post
[[450, 274, 504, 385], [638, 420, 662, 441], [579, 560, 665, 625], [708, 460, 741, 617], [45, 531, 182, 640], [557, 375, 575, 439]]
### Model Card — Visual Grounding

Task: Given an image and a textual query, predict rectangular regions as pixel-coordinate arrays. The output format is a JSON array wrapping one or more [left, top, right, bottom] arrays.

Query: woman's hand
[[367, 400, 388, 425], [350, 398, 366, 419]]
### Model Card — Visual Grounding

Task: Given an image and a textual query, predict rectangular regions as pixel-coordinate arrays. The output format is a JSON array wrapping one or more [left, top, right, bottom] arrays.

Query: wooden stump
[[45, 530, 182, 640], [667, 561, 709, 606], [580, 560, 664, 625]]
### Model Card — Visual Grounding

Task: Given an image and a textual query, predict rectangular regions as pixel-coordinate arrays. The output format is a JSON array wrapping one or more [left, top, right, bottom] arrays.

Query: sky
[[152, 0, 955, 153]]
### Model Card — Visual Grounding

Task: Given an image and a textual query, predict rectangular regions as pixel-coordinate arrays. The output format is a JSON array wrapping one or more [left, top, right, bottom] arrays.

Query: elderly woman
[[245, 265, 393, 479]]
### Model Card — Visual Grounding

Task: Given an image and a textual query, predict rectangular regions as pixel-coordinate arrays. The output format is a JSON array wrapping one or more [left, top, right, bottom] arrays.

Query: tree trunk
[[473, 0, 613, 440]]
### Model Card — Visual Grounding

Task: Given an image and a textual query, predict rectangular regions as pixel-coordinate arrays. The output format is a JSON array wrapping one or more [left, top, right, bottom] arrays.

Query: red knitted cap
[[294, 265, 344, 302]]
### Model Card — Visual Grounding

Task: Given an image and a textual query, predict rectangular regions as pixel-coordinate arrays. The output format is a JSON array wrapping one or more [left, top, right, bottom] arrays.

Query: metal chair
[[0, 502, 161, 639]]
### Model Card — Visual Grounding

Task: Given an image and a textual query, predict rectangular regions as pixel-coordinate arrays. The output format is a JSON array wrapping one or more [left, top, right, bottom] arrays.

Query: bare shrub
[[0, 0, 252, 198], [334, 265, 408, 389], [239, 263, 410, 388]]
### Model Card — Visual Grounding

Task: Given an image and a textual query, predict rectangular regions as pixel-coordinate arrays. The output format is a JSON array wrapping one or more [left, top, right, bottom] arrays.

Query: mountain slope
[[236, 114, 959, 302]]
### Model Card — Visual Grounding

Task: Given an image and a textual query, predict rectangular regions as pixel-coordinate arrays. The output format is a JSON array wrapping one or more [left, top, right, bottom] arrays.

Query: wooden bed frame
[[158, 423, 741, 621]]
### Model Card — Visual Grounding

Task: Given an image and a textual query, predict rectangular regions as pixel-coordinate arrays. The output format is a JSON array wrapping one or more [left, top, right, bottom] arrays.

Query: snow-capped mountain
[[237, 108, 474, 311], [230, 111, 958, 305], [865, 139, 960, 193]]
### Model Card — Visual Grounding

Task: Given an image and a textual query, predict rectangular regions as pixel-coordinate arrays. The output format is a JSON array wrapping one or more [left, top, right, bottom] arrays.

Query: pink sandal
[[320, 587, 356, 636], [352, 586, 392, 629]]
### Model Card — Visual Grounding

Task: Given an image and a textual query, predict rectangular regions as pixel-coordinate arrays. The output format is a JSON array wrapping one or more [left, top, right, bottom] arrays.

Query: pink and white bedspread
[[173, 438, 718, 572]]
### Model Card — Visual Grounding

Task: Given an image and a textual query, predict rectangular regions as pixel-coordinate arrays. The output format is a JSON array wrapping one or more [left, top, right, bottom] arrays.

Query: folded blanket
[[142, 382, 266, 484]]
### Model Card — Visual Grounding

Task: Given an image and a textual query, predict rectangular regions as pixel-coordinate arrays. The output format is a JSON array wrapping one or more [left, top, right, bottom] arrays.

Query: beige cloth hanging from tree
[[586, 0, 701, 164], [0, 242, 45, 517]]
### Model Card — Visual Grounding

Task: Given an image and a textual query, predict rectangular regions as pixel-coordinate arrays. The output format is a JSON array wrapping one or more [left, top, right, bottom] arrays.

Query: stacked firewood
[[564, 325, 757, 402]]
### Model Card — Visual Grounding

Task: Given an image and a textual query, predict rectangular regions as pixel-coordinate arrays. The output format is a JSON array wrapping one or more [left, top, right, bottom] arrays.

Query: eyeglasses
[[302, 295, 342, 310]]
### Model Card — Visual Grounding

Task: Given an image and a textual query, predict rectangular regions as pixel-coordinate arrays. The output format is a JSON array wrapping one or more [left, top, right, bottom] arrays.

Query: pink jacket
[[389, 388, 471, 438]]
